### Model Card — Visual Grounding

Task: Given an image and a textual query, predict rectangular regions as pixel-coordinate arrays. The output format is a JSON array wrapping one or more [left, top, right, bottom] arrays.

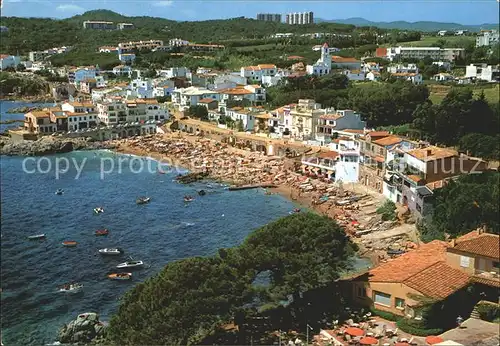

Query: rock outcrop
[[58, 312, 107, 344], [0, 136, 115, 156]]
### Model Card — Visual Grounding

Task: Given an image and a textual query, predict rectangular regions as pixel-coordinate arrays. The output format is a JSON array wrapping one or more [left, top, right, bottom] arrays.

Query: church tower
[[321, 42, 331, 70]]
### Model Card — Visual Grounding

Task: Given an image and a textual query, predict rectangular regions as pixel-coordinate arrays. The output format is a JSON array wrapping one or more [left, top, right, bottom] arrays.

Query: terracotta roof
[[0, 54, 11, 59], [287, 55, 305, 60], [67, 101, 94, 108], [198, 98, 216, 103], [403, 262, 470, 299], [472, 276, 500, 288], [375, 47, 387, 57], [28, 111, 51, 118], [320, 114, 343, 120], [392, 72, 419, 77], [367, 131, 390, 139], [451, 233, 499, 259], [367, 240, 448, 282], [318, 151, 339, 159], [407, 146, 457, 162], [219, 88, 253, 95], [407, 174, 423, 183], [373, 136, 402, 146], [425, 179, 451, 191], [254, 112, 271, 119], [257, 64, 277, 69], [343, 129, 364, 134], [331, 56, 360, 63]]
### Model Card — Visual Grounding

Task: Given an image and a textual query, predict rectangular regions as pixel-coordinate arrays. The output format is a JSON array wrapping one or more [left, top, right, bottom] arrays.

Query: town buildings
[[117, 23, 134, 30], [68, 66, 98, 86], [99, 46, 119, 53], [348, 229, 499, 318], [119, 53, 136, 64], [256, 13, 282, 22], [171, 86, 220, 109], [285, 11, 314, 25], [315, 110, 366, 144], [331, 56, 362, 71], [118, 40, 164, 51], [0, 54, 20, 70], [240, 64, 277, 83], [96, 97, 169, 127], [465, 64, 500, 82], [376, 46, 465, 62], [112, 65, 132, 77], [82, 21, 115, 30], [476, 30, 499, 47]]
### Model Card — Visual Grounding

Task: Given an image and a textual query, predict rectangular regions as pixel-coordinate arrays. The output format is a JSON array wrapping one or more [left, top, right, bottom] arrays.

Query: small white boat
[[94, 207, 104, 214], [136, 197, 151, 205], [55, 189, 64, 195], [98, 248, 123, 255], [58, 283, 83, 293], [116, 260, 144, 269], [27, 234, 46, 240]]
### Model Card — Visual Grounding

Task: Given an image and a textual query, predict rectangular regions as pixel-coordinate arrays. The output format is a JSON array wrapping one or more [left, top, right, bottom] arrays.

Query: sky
[[1, 0, 499, 24]]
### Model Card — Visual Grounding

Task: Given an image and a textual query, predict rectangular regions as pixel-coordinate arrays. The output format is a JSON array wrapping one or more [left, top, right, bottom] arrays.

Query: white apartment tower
[[286, 11, 314, 25]]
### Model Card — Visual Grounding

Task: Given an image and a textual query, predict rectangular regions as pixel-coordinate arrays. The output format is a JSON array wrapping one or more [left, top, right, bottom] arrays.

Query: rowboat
[[27, 234, 46, 240], [116, 260, 144, 269], [94, 207, 104, 214], [136, 197, 151, 205], [95, 229, 109, 236], [58, 283, 83, 293], [62, 241, 77, 247], [55, 189, 64, 195], [98, 248, 123, 255], [108, 272, 132, 280]]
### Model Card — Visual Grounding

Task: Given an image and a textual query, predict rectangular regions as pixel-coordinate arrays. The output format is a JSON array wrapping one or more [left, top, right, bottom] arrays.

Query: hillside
[[0, 10, 355, 54], [317, 17, 499, 32]]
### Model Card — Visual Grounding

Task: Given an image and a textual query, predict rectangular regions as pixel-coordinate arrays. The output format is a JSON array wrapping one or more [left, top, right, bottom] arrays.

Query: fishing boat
[[94, 207, 104, 214], [55, 189, 64, 195], [108, 272, 132, 280], [197, 190, 206, 196], [58, 283, 83, 293], [95, 229, 109, 236], [98, 248, 123, 255], [136, 197, 151, 205], [288, 208, 301, 215], [183, 195, 194, 202], [27, 234, 46, 240], [116, 260, 144, 269], [62, 241, 77, 247]]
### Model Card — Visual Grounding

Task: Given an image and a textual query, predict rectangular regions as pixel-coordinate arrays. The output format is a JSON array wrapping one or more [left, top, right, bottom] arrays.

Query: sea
[[0, 101, 370, 345]]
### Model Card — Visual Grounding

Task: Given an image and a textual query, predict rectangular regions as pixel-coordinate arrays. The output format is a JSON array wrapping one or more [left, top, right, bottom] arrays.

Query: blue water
[[0, 150, 298, 345], [0, 100, 55, 132]]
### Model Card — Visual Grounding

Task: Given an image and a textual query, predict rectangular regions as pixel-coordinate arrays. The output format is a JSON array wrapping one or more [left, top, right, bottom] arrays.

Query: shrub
[[396, 319, 443, 336], [476, 301, 500, 322], [376, 200, 397, 221], [370, 307, 402, 322]]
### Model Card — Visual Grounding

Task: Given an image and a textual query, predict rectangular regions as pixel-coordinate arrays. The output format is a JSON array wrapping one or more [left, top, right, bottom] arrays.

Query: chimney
[[426, 149, 432, 156]]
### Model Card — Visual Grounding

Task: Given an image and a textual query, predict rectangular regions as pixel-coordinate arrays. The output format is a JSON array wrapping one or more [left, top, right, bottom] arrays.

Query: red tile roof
[[373, 136, 402, 146], [367, 240, 448, 282], [198, 98, 216, 103], [404, 262, 470, 299], [451, 233, 499, 259], [407, 146, 457, 162], [472, 276, 500, 288], [318, 151, 339, 159], [375, 48, 387, 57], [367, 131, 390, 140]]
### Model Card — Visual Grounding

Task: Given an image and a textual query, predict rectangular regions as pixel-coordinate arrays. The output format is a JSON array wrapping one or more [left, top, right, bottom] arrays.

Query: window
[[395, 298, 405, 309], [460, 256, 471, 268], [373, 291, 391, 307], [356, 285, 365, 298]]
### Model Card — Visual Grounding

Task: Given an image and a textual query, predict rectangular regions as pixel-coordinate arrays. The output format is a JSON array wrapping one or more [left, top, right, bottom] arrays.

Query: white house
[[366, 71, 381, 81], [465, 64, 500, 82], [362, 61, 380, 73], [225, 107, 256, 131], [315, 110, 366, 144], [0, 54, 20, 70], [218, 85, 266, 108], [171, 86, 220, 109], [432, 61, 451, 71], [433, 73, 454, 82], [476, 30, 499, 47], [390, 72, 423, 85], [387, 64, 419, 74], [380, 46, 465, 62], [240, 64, 277, 83], [112, 65, 132, 76], [158, 67, 190, 79], [301, 147, 360, 183], [437, 30, 447, 37], [306, 43, 332, 77]]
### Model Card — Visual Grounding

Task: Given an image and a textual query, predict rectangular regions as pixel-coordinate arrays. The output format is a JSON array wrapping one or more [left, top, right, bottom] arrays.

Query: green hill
[[0, 10, 355, 54]]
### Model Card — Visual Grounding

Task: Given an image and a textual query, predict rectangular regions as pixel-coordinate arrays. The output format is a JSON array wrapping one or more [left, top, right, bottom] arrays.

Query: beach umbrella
[[345, 327, 364, 337], [426, 336, 444, 345], [359, 336, 378, 345]]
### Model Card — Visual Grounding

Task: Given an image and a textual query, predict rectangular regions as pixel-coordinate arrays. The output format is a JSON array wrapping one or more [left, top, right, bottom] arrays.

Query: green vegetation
[[107, 213, 357, 345], [369, 308, 401, 322], [476, 301, 500, 322], [420, 172, 500, 242], [0, 72, 49, 97], [187, 105, 209, 121], [396, 319, 443, 337], [376, 200, 397, 221], [429, 84, 500, 105]]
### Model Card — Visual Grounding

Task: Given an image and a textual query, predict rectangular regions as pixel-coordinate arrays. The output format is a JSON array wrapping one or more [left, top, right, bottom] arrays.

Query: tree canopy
[[107, 213, 357, 345]]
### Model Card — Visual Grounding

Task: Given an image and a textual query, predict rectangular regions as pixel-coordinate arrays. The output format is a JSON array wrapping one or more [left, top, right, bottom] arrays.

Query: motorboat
[[27, 234, 46, 240], [55, 189, 64, 195], [94, 207, 104, 214], [58, 283, 83, 293], [116, 260, 144, 269], [108, 272, 132, 280], [62, 241, 77, 247], [183, 195, 194, 202], [197, 190, 206, 196], [289, 208, 301, 215], [136, 197, 151, 205], [95, 229, 109, 236], [98, 248, 123, 255]]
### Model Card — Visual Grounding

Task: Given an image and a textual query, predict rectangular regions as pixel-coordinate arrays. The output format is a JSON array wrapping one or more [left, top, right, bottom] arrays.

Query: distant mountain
[[315, 17, 499, 32]]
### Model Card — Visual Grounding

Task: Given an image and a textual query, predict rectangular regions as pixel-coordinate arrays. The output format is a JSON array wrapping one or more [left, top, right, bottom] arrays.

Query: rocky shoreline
[[0, 136, 115, 156]]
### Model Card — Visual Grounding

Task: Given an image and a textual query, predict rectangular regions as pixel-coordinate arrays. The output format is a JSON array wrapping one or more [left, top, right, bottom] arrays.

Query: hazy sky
[[1, 0, 499, 24]]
